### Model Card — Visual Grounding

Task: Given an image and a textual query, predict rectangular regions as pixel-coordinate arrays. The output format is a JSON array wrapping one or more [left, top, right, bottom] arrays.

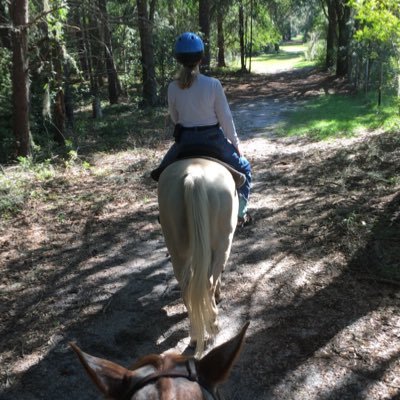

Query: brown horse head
[[71, 322, 249, 399]]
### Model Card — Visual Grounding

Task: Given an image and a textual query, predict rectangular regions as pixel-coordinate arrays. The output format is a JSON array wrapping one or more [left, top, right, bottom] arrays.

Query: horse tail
[[183, 169, 216, 356]]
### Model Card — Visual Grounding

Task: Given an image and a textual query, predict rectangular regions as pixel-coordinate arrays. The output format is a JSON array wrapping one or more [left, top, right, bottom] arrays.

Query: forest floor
[[1, 67, 400, 400]]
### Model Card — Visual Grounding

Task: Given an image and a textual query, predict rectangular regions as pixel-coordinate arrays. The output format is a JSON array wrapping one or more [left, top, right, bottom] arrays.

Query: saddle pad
[[179, 155, 246, 189]]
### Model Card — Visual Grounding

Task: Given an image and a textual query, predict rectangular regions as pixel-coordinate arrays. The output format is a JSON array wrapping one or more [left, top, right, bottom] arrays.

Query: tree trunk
[[199, 0, 210, 73], [10, 0, 31, 158], [335, 0, 351, 77], [64, 63, 74, 134], [217, 6, 226, 68], [365, 57, 369, 94], [82, 4, 102, 118], [98, 0, 120, 104], [378, 60, 383, 107], [248, 0, 253, 73], [73, 11, 90, 81], [239, 2, 246, 72], [52, 52, 66, 144], [325, 0, 337, 71], [137, 0, 158, 106]]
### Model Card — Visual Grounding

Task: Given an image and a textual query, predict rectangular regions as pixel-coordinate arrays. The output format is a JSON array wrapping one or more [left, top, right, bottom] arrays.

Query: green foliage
[[0, 156, 56, 218], [46, 0, 69, 41], [73, 103, 167, 156], [17, 156, 56, 180], [248, 3, 281, 54], [0, 173, 27, 219], [350, 0, 400, 46], [0, 47, 11, 113], [304, 34, 326, 66], [349, 0, 400, 98], [248, 42, 316, 72], [276, 92, 400, 140]]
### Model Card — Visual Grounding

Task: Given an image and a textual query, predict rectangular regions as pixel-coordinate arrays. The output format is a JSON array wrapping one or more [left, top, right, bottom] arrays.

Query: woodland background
[[0, 0, 399, 163], [1, 1, 400, 398]]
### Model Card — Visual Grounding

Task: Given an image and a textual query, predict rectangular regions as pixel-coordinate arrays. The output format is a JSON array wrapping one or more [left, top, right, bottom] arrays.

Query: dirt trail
[[1, 68, 399, 400]]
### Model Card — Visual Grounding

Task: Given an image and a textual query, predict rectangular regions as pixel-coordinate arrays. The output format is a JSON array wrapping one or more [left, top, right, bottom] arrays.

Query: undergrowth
[[276, 91, 400, 139], [0, 104, 167, 220]]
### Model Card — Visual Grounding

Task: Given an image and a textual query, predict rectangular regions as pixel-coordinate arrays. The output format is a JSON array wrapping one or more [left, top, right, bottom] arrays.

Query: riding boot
[[238, 194, 248, 218], [238, 194, 252, 227]]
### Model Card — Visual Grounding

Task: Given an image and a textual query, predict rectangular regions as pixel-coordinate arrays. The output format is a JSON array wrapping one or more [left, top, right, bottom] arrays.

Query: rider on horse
[[151, 32, 252, 226]]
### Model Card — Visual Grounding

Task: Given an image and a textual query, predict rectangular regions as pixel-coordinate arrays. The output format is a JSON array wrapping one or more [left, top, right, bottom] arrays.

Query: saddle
[[151, 145, 246, 189]]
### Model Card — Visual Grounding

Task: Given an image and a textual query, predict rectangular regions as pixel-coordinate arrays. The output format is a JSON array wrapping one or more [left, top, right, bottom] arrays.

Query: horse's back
[[158, 158, 238, 245], [158, 157, 237, 195]]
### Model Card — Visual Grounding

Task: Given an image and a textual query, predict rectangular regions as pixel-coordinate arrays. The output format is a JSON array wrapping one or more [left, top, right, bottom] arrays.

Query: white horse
[[158, 158, 239, 356]]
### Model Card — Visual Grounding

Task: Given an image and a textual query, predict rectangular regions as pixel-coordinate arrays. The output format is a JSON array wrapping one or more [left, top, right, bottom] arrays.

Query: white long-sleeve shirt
[[167, 74, 240, 149]]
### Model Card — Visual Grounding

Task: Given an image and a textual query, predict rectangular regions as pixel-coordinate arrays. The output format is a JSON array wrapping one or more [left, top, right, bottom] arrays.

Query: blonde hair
[[176, 64, 200, 89]]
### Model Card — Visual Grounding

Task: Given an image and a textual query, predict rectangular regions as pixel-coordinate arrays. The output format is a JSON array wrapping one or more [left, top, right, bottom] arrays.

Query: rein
[[121, 358, 222, 400]]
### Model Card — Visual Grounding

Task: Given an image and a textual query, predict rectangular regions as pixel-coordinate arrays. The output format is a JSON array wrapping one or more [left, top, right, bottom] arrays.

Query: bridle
[[120, 358, 223, 400]]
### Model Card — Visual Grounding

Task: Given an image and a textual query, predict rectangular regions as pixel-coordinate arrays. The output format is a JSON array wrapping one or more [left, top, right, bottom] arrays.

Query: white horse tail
[[183, 168, 215, 356]]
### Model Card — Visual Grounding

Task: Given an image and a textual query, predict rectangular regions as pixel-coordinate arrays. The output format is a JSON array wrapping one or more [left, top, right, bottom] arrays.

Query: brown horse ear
[[196, 322, 249, 386], [70, 342, 134, 398]]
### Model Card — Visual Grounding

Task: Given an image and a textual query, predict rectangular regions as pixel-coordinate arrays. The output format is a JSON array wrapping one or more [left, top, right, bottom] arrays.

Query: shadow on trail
[[224, 67, 353, 106], [1, 193, 189, 399], [2, 133, 398, 399], [222, 136, 400, 399]]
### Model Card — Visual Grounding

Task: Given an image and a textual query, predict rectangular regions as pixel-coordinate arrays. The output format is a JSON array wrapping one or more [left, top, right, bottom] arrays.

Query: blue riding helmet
[[174, 32, 204, 66]]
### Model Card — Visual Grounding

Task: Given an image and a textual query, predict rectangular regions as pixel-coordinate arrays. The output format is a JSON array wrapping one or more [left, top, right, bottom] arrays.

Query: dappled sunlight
[[2, 66, 399, 399], [268, 309, 400, 399], [275, 93, 397, 140]]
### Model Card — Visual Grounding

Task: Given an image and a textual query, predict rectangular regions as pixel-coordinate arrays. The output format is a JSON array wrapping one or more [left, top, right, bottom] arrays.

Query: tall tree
[[335, 0, 352, 77], [323, 0, 337, 71], [216, 5, 226, 67], [83, 2, 103, 118], [10, 0, 31, 157], [137, 0, 158, 106], [98, 0, 121, 104], [199, 0, 210, 72], [265, 0, 292, 41], [43, 1, 67, 144], [349, 0, 400, 100], [239, 1, 246, 72]]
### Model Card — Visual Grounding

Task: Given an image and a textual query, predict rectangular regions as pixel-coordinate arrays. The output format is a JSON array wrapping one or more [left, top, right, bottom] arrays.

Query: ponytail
[[176, 64, 200, 89]]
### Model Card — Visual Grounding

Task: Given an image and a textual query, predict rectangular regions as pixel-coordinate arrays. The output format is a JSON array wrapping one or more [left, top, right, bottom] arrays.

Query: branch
[[320, 0, 329, 20], [0, 6, 66, 32]]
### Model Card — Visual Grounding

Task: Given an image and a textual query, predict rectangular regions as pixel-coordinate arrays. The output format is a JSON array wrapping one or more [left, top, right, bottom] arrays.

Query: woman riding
[[151, 32, 252, 226]]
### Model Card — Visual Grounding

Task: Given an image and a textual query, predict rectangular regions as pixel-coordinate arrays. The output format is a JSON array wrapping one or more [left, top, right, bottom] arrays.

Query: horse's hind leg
[[211, 238, 232, 304], [215, 277, 222, 304]]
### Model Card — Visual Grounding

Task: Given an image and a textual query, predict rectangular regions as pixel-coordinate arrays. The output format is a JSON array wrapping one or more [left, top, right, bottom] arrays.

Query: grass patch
[[276, 92, 400, 140], [229, 42, 316, 73]]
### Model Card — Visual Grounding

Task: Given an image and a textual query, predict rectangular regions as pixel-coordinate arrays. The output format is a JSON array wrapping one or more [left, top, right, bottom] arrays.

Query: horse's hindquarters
[[158, 158, 238, 355]]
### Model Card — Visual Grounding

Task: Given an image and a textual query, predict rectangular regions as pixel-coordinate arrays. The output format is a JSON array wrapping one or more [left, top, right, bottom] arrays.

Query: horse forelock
[[129, 353, 188, 373], [128, 353, 207, 400]]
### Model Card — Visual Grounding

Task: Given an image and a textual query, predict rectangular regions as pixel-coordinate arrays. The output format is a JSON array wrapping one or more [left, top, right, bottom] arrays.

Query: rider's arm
[[214, 79, 241, 153], [168, 82, 178, 124]]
